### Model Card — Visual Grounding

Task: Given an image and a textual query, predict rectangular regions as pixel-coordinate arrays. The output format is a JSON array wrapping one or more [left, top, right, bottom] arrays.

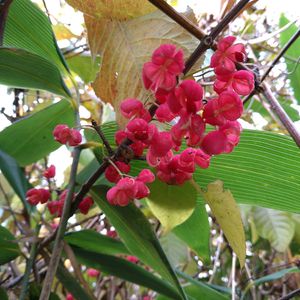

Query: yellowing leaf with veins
[[147, 180, 197, 234], [66, 0, 155, 20], [85, 10, 200, 127], [202, 180, 246, 267]]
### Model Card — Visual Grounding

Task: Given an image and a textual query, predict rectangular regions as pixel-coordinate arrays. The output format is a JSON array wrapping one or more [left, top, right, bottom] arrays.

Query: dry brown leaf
[[86, 10, 200, 127], [66, 0, 155, 20]]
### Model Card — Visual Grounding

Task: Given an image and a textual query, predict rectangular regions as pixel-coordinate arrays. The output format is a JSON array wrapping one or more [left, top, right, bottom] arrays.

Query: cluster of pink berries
[[26, 132, 94, 215], [105, 36, 254, 204]]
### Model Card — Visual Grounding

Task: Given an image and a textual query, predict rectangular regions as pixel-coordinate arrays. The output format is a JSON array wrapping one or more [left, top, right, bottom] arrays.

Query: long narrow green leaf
[[0, 150, 31, 212], [3, 0, 68, 72], [0, 225, 20, 265], [56, 263, 93, 300], [64, 229, 130, 255], [91, 185, 186, 300], [0, 100, 75, 166], [0, 47, 71, 97], [279, 14, 300, 104], [254, 266, 300, 285], [71, 247, 181, 300]]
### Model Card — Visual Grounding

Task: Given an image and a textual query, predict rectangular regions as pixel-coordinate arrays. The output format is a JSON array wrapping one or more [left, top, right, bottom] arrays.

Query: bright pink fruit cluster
[[105, 37, 253, 204], [53, 124, 82, 146], [106, 169, 155, 206], [47, 190, 93, 217]]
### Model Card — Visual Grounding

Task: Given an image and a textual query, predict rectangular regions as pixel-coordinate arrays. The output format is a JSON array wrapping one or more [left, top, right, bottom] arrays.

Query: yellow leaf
[[66, 0, 155, 20], [53, 24, 79, 40], [85, 10, 200, 127], [202, 180, 246, 267], [147, 180, 197, 234]]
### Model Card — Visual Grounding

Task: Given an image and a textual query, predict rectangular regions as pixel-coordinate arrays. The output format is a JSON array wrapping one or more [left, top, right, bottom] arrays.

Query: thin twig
[[39, 147, 81, 300], [184, 0, 251, 74], [279, 288, 300, 300], [147, 0, 210, 43], [231, 253, 237, 300], [19, 224, 41, 300], [261, 27, 300, 82], [91, 119, 114, 156]]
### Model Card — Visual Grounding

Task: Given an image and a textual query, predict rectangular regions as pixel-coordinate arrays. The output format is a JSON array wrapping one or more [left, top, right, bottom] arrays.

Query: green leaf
[[147, 180, 197, 233], [91, 185, 186, 300], [67, 54, 101, 84], [0, 47, 70, 97], [253, 266, 300, 285], [252, 207, 295, 252], [3, 0, 68, 72], [248, 97, 300, 122], [279, 14, 300, 104], [158, 270, 229, 300], [101, 123, 300, 214], [202, 180, 246, 267], [173, 200, 210, 263], [71, 247, 181, 299], [160, 233, 188, 268], [0, 225, 20, 265], [64, 229, 130, 255], [0, 100, 75, 166], [56, 263, 93, 300], [0, 150, 31, 212], [193, 130, 300, 213], [0, 287, 8, 300]]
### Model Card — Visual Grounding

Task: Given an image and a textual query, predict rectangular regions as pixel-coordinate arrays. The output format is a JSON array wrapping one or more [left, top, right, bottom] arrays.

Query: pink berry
[[105, 161, 131, 183], [142, 44, 184, 92], [26, 188, 50, 206], [86, 268, 100, 278], [78, 196, 94, 215], [43, 165, 56, 179]]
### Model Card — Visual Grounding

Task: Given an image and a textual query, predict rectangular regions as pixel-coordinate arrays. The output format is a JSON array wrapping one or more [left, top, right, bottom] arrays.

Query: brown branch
[[148, 0, 209, 43], [279, 288, 300, 300], [91, 119, 114, 156], [0, 0, 13, 45], [261, 82, 300, 146], [261, 27, 300, 82]]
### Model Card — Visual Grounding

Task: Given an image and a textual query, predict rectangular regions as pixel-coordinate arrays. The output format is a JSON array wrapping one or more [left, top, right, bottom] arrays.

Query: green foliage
[[71, 247, 181, 299], [147, 180, 197, 233], [158, 271, 229, 300], [253, 266, 300, 285], [56, 263, 93, 300], [67, 54, 101, 84], [0, 225, 20, 265], [3, 0, 69, 72], [0, 150, 31, 212], [279, 14, 300, 104], [91, 185, 187, 299], [193, 130, 300, 213], [0, 287, 8, 300], [0, 48, 71, 97], [160, 233, 188, 268], [0, 100, 75, 166], [252, 207, 295, 252], [173, 200, 210, 263], [64, 229, 130, 255]]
